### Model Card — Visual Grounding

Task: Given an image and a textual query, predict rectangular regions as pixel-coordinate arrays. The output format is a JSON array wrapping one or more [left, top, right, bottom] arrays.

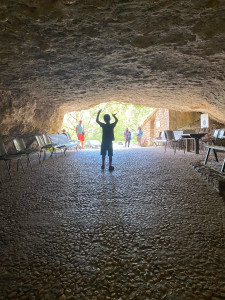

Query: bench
[[48, 134, 80, 155], [204, 145, 225, 172], [152, 131, 167, 146], [153, 130, 185, 152]]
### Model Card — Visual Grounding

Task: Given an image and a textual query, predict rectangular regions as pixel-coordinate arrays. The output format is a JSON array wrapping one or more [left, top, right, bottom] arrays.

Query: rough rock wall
[[169, 111, 202, 131], [0, 91, 63, 137], [0, 0, 225, 136]]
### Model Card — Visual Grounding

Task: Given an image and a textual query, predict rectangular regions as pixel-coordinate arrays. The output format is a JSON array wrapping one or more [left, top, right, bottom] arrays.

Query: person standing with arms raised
[[96, 110, 118, 171]]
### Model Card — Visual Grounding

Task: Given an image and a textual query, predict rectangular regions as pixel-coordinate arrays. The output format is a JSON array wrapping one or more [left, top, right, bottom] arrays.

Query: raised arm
[[112, 113, 118, 125], [96, 109, 103, 126]]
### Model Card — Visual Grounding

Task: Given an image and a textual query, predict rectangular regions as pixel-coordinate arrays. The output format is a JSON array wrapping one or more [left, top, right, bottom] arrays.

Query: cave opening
[[61, 102, 154, 144]]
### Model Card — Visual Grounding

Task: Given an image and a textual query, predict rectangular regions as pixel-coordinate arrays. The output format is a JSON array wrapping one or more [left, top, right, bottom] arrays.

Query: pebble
[[0, 148, 224, 299]]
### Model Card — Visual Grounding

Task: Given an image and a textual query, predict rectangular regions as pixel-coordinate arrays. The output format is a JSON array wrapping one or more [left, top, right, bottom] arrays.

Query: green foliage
[[62, 102, 154, 142]]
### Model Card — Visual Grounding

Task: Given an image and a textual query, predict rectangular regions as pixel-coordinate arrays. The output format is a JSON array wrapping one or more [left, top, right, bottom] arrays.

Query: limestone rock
[[0, 0, 225, 135]]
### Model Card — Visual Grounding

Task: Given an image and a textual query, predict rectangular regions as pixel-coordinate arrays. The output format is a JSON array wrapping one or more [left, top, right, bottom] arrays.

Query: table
[[204, 145, 225, 172], [181, 133, 207, 154]]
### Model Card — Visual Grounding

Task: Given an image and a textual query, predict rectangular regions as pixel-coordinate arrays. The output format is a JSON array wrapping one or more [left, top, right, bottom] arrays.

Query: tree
[[62, 102, 154, 142]]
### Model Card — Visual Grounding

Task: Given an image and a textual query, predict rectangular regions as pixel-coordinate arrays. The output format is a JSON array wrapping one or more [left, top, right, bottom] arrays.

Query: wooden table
[[182, 133, 206, 154]]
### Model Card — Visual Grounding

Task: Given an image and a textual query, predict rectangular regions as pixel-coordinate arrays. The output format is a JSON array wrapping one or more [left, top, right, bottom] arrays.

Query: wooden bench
[[204, 145, 225, 172]]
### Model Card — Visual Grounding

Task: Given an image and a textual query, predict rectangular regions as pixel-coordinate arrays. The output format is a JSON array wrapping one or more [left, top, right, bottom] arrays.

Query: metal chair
[[152, 131, 167, 147], [164, 130, 185, 154], [217, 129, 225, 140], [35, 135, 54, 160], [208, 129, 220, 145], [214, 129, 225, 147], [13, 137, 42, 168], [0, 140, 25, 182], [42, 134, 52, 146], [200, 129, 220, 153], [164, 130, 176, 153], [42, 134, 57, 159]]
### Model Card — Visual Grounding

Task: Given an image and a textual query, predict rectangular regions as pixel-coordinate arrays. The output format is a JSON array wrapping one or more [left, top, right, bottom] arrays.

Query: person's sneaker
[[101, 165, 105, 170], [109, 166, 114, 171]]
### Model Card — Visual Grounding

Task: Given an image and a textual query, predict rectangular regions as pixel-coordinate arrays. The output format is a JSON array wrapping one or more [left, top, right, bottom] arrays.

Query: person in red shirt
[[76, 120, 85, 149]]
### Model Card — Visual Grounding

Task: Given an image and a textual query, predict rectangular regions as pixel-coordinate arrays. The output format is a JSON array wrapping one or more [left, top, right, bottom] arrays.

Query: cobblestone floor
[[0, 147, 225, 300]]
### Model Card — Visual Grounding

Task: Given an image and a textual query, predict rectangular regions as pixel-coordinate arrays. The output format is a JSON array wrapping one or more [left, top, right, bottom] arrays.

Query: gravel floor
[[0, 147, 225, 300]]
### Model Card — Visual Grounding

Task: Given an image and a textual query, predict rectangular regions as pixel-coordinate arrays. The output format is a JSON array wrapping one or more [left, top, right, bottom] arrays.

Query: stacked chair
[[0, 140, 25, 182], [200, 128, 224, 152], [13, 137, 42, 168], [164, 130, 185, 154], [216, 129, 225, 145], [0, 133, 80, 183], [35, 135, 55, 160]]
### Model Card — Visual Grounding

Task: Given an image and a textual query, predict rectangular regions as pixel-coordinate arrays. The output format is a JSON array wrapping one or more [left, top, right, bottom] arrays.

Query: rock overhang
[[0, 0, 225, 135]]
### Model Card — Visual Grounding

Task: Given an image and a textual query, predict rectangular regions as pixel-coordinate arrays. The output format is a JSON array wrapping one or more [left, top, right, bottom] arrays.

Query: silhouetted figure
[[124, 128, 131, 147], [96, 109, 118, 171]]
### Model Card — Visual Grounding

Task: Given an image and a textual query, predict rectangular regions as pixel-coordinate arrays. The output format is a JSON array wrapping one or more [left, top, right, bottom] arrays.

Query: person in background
[[96, 110, 118, 171], [62, 129, 67, 135], [136, 126, 143, 146], [124, 128, 131, 147], [130, 130, 134, 146], [76, 120, 85, 149]]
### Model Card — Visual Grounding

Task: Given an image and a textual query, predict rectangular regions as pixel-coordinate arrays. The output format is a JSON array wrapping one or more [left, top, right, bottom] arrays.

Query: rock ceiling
[[0, 0, 225, 134]]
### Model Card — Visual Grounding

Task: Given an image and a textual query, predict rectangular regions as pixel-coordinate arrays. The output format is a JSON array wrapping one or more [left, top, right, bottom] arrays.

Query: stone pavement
[[0, 147, 225, 300]]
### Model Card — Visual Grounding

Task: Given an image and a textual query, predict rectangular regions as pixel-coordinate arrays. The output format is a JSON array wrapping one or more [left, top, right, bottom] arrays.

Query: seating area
[[153, 129, 199, 154], [153, 128, 225, 152], [48, 134, 80, 155], [0, 133, 80, 183], [203, 129, 225, 173], [152, 128, 225, 172]]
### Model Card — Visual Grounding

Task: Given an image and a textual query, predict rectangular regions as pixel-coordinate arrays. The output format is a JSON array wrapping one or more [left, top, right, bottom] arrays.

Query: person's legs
[[78, 134, 84, 149], [108, 143, 114, 171], [81, 135, 85, 149], [125, 140, 127, 147], [128, 139, 130, 147], [109, 156, 112, 167], [101, 144, 107, 169], [102, 156, 105, 169], [109, 156, 114, 171]]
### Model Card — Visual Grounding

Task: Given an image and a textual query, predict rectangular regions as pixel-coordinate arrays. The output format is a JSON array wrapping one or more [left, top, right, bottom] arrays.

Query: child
[[96, 109, 118, 171]]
